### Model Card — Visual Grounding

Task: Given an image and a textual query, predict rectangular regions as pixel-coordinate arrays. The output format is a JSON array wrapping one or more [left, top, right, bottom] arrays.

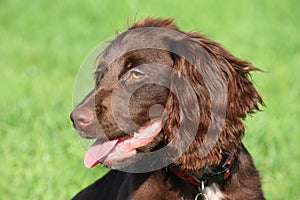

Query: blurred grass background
[[0, 0, 299, 199]]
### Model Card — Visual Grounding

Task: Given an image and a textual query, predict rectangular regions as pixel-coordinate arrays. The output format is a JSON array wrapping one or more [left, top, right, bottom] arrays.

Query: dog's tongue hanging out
[[84, 120, 162, 168]]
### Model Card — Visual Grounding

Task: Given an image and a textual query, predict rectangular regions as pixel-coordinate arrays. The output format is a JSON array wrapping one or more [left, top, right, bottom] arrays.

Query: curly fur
[[71, 17, 265, 200]]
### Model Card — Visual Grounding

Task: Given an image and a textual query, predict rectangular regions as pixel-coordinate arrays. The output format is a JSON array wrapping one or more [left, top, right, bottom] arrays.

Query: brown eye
[[131, 70, 144, 79]]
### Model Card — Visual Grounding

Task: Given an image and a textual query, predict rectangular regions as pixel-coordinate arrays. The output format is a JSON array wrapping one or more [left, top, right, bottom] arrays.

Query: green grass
[[1, 0, 299, 199]]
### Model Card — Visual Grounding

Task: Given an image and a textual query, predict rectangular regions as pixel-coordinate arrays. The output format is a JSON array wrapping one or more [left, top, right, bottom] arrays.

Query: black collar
[[169, 145, 238, 186]]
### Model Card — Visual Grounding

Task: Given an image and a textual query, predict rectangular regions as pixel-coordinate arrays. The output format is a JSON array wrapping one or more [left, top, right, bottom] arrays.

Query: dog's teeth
[[133, 132, 139, 138]]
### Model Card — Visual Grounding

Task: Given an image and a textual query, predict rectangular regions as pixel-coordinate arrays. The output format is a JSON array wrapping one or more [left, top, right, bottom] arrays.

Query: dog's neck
[[169, 145, 238, 187]]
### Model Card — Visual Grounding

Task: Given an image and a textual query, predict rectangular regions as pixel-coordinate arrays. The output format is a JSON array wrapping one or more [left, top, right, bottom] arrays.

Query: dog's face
[[71, 46, 174, 168], [95, 49, 173, 139], [71, 18, 263, 171]]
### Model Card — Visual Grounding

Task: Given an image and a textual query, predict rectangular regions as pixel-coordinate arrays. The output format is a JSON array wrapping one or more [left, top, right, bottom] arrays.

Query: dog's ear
[[191, 32, 265, 118], [163, 33, 264, 171]]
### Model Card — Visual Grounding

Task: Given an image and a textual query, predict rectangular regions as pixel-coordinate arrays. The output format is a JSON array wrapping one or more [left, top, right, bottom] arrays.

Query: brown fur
[[71, 17, 265, 199]]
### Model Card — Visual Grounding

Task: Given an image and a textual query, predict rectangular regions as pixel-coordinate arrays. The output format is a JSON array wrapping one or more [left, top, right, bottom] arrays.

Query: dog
[[70, 17, 265, 200]]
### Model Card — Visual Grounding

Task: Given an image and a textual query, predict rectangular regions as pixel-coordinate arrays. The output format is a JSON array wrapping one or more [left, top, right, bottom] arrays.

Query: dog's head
[[70, 18, 264, 172]]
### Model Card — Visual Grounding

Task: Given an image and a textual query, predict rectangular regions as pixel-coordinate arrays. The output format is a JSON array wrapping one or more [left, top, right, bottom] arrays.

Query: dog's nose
[[70, 109, 94, 129]]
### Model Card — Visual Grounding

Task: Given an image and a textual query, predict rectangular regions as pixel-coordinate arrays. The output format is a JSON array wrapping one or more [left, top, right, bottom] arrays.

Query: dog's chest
[[203, 183, 225, 200]]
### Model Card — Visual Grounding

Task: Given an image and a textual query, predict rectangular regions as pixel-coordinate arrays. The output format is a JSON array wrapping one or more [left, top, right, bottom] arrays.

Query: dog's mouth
[[84, 119, 162, 168]]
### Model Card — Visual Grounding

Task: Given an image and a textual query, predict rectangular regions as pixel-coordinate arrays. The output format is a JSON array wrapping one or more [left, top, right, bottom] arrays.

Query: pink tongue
[[84, 139, 118, 168], [84, 120, 162, 168]]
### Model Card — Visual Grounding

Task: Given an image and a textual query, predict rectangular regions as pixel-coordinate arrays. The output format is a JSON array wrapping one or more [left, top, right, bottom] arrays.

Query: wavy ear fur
[[164, 31, 264, 171], [131, 17, 264, 171]]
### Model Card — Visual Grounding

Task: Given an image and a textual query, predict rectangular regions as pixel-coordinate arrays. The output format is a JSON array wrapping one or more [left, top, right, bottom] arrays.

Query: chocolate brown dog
[[71, 18, 265, 200]]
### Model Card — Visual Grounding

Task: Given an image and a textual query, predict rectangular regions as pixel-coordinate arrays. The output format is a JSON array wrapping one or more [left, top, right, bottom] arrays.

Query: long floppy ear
[[163, 32, 264, 171], [193, 33, 265, 119]]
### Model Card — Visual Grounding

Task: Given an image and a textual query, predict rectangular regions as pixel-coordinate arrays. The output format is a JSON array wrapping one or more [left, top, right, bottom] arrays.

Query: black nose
[[70, 109, 94, 130]]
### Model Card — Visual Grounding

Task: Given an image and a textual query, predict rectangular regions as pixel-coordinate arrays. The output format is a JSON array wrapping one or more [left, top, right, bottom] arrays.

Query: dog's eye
[[130, 70, 144, 79]]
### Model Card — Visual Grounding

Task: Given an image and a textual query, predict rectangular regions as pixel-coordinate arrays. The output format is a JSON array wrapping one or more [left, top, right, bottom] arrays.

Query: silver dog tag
[[195, 193, 208, 200]]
